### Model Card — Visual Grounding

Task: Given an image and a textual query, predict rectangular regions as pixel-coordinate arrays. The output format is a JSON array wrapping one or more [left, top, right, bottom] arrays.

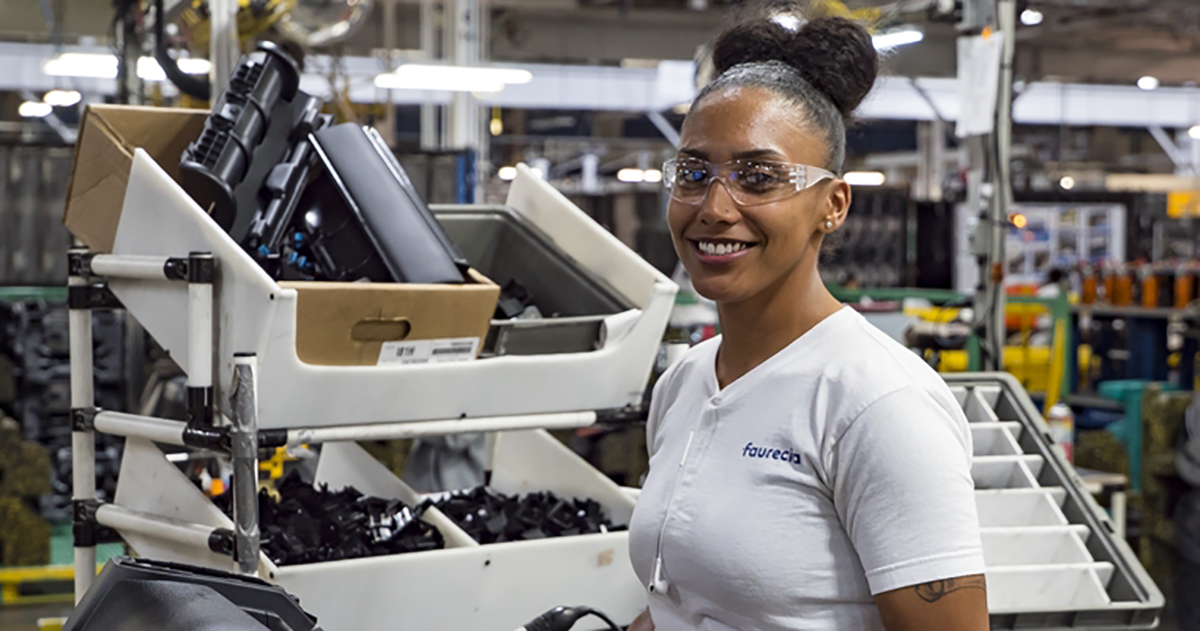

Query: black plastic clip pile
[[218, 472, 444, 566], [430, 486, 625, 544]]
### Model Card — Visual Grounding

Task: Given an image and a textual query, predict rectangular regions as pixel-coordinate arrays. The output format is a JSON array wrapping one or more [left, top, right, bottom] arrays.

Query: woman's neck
[[714, 261, 842, 389]]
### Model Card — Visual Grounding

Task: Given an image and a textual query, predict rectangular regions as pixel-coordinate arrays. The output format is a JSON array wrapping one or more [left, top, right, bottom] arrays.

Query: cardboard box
[[65, 105, 208, 253], [282, 272, 498, 366], [63, 104, 500, 367]]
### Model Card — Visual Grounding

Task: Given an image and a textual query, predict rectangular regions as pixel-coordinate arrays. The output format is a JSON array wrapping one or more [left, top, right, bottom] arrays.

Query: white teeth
[[698, 241, 749, 256]]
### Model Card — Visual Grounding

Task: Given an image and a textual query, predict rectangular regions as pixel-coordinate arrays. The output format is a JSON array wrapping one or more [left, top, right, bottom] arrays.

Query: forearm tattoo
[[913, 576, 987, 603]]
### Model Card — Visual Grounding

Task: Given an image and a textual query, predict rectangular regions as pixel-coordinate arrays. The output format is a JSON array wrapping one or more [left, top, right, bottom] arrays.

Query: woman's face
[[668, 85, 848, 305]]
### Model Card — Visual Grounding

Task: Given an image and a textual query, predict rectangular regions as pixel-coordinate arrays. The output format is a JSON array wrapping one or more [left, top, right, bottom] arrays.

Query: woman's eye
[[737, 168, 784, 187]]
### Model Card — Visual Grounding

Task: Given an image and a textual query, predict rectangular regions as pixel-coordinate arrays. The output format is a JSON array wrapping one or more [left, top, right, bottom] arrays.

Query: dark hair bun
[[711, 15, 878, 119]]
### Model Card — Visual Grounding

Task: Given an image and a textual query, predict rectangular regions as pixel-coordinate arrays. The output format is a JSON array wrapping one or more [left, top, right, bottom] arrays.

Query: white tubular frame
[[95, 504, 230, 554], [89, 254, 174, 280], [68, 251, 96, 603], [94, 411, 188, 446], [286, 411, 598, 446]]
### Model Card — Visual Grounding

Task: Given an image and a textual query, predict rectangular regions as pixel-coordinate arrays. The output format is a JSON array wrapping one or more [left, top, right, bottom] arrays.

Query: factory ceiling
[[1, 0, 1197, 88]]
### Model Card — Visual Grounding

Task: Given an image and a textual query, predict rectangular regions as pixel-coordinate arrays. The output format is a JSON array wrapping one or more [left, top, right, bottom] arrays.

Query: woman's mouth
[[691, 239, 758, 264]]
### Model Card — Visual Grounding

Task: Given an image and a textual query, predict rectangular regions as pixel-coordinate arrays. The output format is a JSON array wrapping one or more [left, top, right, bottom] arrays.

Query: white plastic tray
[[106, 155, 676, 428], [113, 431, 647, 630], [949, 373, 1163, 628]]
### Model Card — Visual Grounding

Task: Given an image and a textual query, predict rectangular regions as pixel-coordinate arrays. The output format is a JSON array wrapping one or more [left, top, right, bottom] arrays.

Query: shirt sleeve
[[828, 385, 985, 595]]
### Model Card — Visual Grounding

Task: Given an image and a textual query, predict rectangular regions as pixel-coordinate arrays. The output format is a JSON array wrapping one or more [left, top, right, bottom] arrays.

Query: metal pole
[[68, 249, 96, 602], [187, 252, 214, 427], [208, 0, 239, 99], [231, 354, 260, 575], [988, 0, 1016, 372], [420, 0, 439, 150]]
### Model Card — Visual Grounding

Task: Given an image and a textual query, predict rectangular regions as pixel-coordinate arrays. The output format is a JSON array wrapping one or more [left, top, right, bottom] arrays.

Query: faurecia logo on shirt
[[742, 442, 801, 465]]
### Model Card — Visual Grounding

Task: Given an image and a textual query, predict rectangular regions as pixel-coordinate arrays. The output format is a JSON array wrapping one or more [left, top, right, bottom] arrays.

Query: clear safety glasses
[[662, 157, 836, 206]]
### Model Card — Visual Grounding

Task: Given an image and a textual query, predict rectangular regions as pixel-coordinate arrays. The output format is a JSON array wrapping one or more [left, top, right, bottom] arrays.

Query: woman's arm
[[628, 608, 654, 631], [874, 574, 988, 631]]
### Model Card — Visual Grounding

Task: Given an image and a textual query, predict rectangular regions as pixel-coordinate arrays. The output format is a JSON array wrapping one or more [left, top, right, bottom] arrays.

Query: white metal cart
[[67, 155, 675, 629]]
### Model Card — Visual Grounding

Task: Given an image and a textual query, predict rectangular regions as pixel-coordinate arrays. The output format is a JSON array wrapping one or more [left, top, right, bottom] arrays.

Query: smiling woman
[[628, 3, 988, 631]]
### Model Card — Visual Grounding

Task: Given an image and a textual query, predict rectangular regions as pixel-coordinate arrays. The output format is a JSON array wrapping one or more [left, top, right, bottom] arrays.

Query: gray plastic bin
[[432, 205, 633, 356]]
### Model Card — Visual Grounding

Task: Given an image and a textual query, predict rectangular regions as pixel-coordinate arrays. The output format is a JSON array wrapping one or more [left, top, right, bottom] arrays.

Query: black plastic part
[[188, 252, 215, 284], [63, 556, 320, 631], [258, 429, 287, 449], [186, 386, 213, 427], [179, 43, 302, 234], [183, 426, 230, 452], [71, 407, 99, 431], [68, 285, 122, 311], [296, 124, 467, 283], [68, 250, 94, 277], [208, 528, 236, 556], [163, 257, 189, 281]]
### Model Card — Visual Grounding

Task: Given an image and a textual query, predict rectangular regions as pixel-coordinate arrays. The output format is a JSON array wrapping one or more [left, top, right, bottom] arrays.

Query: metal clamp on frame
[[72, 500, 120, 549], [71, 407, 99, 432], [67, 283, 122, 311]]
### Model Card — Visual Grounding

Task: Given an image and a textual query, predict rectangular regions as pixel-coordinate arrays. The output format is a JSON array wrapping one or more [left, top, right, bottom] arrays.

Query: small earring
[[824, 220, 834, 230]]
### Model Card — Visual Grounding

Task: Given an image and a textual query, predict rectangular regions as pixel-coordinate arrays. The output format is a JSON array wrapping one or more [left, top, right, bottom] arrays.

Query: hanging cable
[[515, 606, 621, 631], [154, 0, 211, 100]]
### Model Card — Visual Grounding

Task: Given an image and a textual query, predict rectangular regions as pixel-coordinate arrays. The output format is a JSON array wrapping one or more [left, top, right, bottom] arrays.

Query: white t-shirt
[[628, 307, 985, 630]]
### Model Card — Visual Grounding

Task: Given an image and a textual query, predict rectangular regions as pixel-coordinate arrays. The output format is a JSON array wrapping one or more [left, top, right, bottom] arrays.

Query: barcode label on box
[[377, 338, 480, 366]]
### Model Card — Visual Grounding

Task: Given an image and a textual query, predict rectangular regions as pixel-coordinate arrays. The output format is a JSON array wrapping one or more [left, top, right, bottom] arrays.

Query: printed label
[[377, 337, 480, 366]]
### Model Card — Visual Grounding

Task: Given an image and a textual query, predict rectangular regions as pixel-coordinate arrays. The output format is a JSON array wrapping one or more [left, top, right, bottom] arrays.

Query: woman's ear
[[823, 179, 852, 231]]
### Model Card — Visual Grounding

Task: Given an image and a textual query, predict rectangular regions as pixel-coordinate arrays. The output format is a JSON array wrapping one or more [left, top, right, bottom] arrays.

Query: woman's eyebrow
[[732, 149, 786, 160], [679, 147, 709, 159]]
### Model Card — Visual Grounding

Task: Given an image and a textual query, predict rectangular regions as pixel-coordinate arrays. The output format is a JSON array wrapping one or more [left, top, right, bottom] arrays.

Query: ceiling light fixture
[[375, 64, 532, 93], [617, 168, 646, 183], [43, 89, 82, 107], [643, 169, 663, 183], [1060, 175, 1076, 190], [1020, 9, 1043, 26], [1189, 125, 1200, 140], [843, 171, 887, 186], [19, 101, 53, 118], [872, 28, 924, 51], [498, 166, 518, 181], [1137, 76, 1160, 91], [43, 52, 210, 80]]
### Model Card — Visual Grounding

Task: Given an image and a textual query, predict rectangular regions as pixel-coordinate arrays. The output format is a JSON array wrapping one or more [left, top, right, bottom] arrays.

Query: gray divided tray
[[945, 373, 1164, 629], [432, 205, 633, 356]]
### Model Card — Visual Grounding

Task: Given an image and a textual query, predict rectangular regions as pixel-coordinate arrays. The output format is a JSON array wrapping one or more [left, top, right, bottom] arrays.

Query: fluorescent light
[[498, 166, 517, 181], [643, 168, 663, 183], [530, 167, 545, 179], [1189, 125, 1200, 140], [1137, 76, 1159, 91], [42, 52, 210, 80], [1020, 9, 1043, 25], [375, 64, 532, 93], [19, 101, 52, 118], [617, 168, 646, 183], [137, 56, 211, 81], [43, 52, 117, 78], [844, 171, 886, 186], [43, 89, 82, 107], [1059, 175, 1076, 190], [872, 28, 923, 51], [489, 118, 503, 136]]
